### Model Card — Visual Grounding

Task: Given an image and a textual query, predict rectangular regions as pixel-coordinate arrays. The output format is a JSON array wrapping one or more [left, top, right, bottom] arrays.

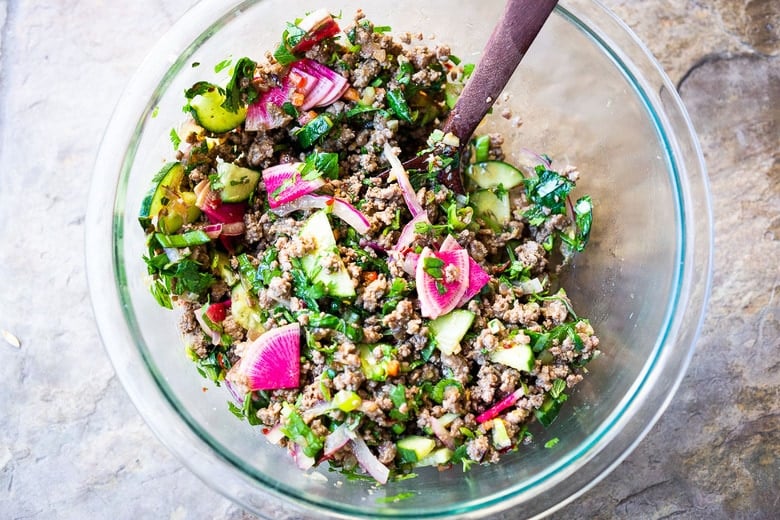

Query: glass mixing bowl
[[86, 0, 712, 517]]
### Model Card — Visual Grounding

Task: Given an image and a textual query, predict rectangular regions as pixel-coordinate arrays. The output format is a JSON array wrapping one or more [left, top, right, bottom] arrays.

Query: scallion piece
[[154, 230, 212, 248]]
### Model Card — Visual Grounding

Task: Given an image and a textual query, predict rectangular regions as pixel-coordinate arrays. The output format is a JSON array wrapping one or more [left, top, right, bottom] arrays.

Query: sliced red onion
[[202, 222, 246, 239], [430, 416, 456, 450], [517, 277, 544, 295], [288, 67, 318, 97], [383, 142, 424, 217], [323, 423, 351, 458], [272, 194, 370, 234], [359, 238, 386, 254], [416, 247, 470, 319], [264, 423, 285, 445], [298, 71, 333, 110], [302, 400, 335, 422], [475, 387, 525, 424], [521, 147, 552, 167], [262, 163, 325, 208], [401, 252, 420, 277], [349, 435, 390, 484], [226, 323, 301, 391], [393, 211, 429, 252], [290, 443, 316, 470], [194, 306, 222, 346], [224, 379, 243, 404]]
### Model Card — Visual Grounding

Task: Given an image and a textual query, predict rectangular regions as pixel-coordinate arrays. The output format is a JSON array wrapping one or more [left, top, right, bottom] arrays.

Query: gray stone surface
[[0, 1, 777, 519]]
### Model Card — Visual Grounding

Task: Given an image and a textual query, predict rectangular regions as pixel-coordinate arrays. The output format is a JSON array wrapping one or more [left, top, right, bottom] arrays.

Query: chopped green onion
[[154, 230, 211, 248], [473, 135, 490, 163]]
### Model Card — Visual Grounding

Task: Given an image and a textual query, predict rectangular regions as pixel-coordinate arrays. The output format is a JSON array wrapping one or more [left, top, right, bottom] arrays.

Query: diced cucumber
[[211, 252, 239, 287], [466, 161, 524, 190], [139, 162, 185, 230], [535, 395, 563, 427], [428, 309, 475, 355], [216, 162, 261, 202], [415, 447, 454, 467], [471, 189, 511, 226], [489, 343, 535, 373], [188, 88, 247, 133], [492, 418, 512, 449], [397, 436, 436, 463], [230, 284, 265, 337], [299, 210, 356, 299]]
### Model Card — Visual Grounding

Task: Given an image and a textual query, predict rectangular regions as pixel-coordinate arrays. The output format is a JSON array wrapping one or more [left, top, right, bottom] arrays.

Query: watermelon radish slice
[[262, 163, 325, 208], [440, 235, 490, 306], [226, 323, 301, 391], [475, 387, 525, 424], [416, 247, 469, 319]]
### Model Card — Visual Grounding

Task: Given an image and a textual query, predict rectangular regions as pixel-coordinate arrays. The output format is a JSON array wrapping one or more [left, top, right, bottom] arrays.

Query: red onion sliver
[[393, 211, 429, 252], [272, 194, 370, 234], [430, 416, 456, 450], [350, 436, 390, 484], [383, 142, 423, 217], [323, 423, 351, 458], [475, 388, 525, 424]]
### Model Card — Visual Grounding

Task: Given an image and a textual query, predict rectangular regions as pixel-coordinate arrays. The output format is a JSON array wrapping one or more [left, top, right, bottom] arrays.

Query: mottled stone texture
[[0, 1, 776, 519]]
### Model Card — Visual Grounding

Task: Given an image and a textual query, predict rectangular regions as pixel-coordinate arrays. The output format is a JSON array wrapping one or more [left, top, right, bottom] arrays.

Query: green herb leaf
[[295, 114, 334, 148], [301, 151, 340, 180], [544, 437, 560, 448], [184, 81, 220, 100], [386, 88, 413, 123], [214, 57, 232, 73], [169, 128, 181, 150], [221, 57, 257, 113]]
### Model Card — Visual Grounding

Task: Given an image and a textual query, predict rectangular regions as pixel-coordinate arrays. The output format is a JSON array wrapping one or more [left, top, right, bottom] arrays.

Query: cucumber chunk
[[139, 162, 185, 231], [397, 435, 436, 463], [217, 162, 261, 202], [189, 88, 246, 133], [230, 284, 265, 338], [299, 210, 356, 299], [466, 161, 524, 190], [415, 447, 454, 467], [471, 189, 511, 226], [428, 309, 475, 355], [491, 418, 512, 449], [489, 343, 535, 373]]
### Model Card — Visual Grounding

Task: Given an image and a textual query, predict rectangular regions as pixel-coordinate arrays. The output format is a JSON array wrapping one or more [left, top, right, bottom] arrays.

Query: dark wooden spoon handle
[[441, 0, 558, 141]]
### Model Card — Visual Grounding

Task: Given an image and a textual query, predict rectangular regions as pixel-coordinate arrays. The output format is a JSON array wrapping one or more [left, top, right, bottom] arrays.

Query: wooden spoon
[[403, 0, 559, 193]]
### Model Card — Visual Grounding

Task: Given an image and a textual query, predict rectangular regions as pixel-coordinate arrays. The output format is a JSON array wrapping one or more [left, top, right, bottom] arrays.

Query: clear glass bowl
[[86, 0, 712, 518]]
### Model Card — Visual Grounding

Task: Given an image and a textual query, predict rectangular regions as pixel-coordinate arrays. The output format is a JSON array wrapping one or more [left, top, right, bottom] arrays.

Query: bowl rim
[[86, 0, 713, 517]]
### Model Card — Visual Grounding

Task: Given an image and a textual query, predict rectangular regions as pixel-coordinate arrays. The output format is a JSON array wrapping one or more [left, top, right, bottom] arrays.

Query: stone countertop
[[0, 1, 777, 518]]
